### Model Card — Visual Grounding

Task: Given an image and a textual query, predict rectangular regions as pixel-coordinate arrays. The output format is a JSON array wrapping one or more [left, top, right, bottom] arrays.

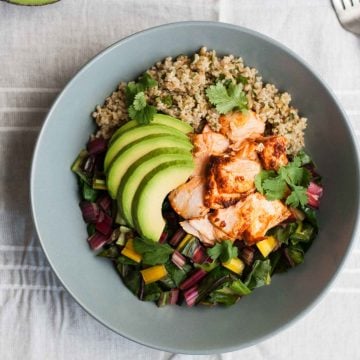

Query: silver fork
[[332, 0, 360, 34]]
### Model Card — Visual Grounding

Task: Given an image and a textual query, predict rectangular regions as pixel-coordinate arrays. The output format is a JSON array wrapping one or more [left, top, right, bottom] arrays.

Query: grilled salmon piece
[[204, 140, 262, 209], [209, 193, 291, 244], [257, 135, 288, 171], [169, 176, 209, 219], [235, 138, 260, 161], [191, 129, 229, 176], [219, 110, 265, 146], [180, 216, 230, 246]]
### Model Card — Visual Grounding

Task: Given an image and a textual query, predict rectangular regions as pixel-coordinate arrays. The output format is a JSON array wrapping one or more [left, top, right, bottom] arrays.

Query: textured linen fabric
[[0, 0, 360, 359]]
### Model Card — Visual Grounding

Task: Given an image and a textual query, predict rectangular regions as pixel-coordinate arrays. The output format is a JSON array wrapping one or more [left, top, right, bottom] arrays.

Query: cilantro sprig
[[133, 237, 173, 265], [255, 152, 312, 208], [125, 73, 158, 124], [128, 92, 157, 125], [207, 240, 238, 263], [206, 81, 248, 114]]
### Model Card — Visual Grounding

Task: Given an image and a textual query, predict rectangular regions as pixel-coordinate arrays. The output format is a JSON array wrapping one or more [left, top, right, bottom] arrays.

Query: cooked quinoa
[[92, 47, 307, 154]]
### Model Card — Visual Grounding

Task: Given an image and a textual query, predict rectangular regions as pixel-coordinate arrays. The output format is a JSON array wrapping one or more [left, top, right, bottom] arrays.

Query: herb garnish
[[125, 73, 158, 124], [128, 92, 157, 125], [206, 81, 248, 114], [255, 153, 312, 208]]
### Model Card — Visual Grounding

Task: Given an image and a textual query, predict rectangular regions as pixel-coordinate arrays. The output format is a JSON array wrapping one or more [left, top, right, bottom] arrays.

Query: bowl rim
[[30, 20, 360, 354]]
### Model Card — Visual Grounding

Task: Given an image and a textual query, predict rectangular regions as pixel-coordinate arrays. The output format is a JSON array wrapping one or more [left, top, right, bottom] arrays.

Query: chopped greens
[[245, 260, 272, 290], [72, 53, 323, 309], [207, 240, 238, 263], [206, 81, 248, 114], [81, 181, 98, 202], [286, 245, 305, 266], [133, 237, 173, 265]]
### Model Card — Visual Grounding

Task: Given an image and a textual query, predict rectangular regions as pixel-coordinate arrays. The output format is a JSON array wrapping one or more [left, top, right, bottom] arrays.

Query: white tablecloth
[[1, 0, 360, 359]]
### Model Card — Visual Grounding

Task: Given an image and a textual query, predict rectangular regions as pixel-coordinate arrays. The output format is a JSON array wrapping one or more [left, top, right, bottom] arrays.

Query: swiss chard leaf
[[165, 262, 192, 287], [208, 291, 239, 306], [229, 279, 252, 295], [81, 181, 98, 202], [133, 237, 173, 265], [290, 222, 315, 245], [207, 240, 238, 263], [143, 283, 162, 302], [287, 244, 304, 266], [245, 259, 271, 290], [97, 246, 119, 259], [116, 255, 139, 266], [121, 268, 141, 296], [303, 206, 319, 229], [267, 222, 298, 245]]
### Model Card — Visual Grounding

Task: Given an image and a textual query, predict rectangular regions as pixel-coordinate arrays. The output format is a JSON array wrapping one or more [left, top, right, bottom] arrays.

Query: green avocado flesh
[[106, 134, 192, 199], [104, 123, 187, 171], [109, 114, 193, 145], [5, 0, 58, 5], [132, 160, 194, 241], [118, 148, 192, 227]]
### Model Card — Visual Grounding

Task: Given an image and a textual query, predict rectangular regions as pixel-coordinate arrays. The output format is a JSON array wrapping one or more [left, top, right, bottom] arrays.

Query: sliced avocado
[[106, 134, 192, 199], [132, 160, 194, 241], [104, 124, 187, 171], [118, 148, 192, 227], [5, 0, 58, 5], [109, 114, 193, 144]]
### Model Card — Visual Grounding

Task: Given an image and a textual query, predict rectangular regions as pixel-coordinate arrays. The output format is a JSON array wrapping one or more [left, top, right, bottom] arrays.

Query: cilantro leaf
[[132, 91, 147, 110], [262, 178, 287, 200], [285, 185, 308, 208], [206, 82, 248, 114], [207, 240, 238, 263], [293, 150, 312, 166], [279, 165, 304, 186], [125, 81, 141, 105], [255, 170, 277, 194], [255, 157, 311, 208], [138, 72, 158, 90], [125, 72, 158, 105], [128, 92, 157, 125], [133, 237, 173, 265]]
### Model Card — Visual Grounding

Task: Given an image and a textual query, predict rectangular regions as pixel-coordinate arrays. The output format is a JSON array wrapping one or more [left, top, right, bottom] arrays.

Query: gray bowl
[[30, 21, 360, 354]]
